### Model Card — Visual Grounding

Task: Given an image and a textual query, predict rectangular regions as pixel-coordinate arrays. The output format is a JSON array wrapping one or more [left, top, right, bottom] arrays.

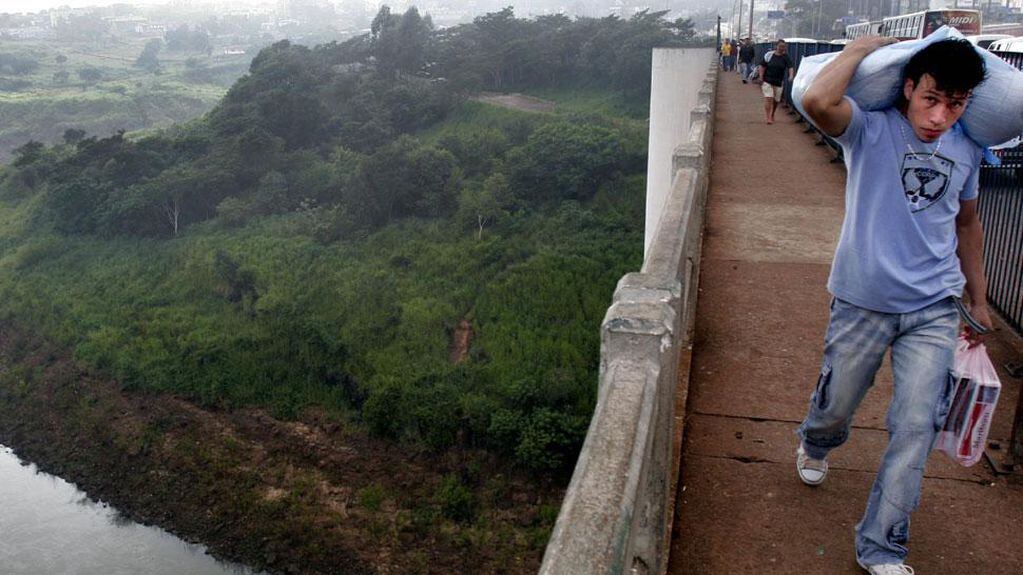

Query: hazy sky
[[2, 1, 266, 14], [4, 1, 160, 13]]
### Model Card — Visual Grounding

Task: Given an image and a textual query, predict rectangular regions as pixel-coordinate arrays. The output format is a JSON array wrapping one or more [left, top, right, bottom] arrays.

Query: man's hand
[[964, 303, 993, 348]]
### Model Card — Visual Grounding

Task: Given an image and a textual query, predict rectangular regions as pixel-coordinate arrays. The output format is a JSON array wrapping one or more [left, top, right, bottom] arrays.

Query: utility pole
[[749, 0, 754, 40], [717, 15, 722, 51], [730, 0, 738, 38], [817, 0, 825, 38], [738, 0, 744, 40]]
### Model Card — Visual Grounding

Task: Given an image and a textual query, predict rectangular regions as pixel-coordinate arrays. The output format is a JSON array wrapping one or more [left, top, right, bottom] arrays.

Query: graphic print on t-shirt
[[901, 152, 955, 213]]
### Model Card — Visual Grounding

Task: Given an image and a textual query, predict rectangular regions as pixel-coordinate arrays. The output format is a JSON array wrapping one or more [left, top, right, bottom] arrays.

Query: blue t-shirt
[[828, 98, 983, 313]]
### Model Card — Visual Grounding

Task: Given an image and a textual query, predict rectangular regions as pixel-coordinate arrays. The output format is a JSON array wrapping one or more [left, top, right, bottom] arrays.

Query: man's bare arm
[[801, 36, 896, 137], [956, 198, 992, 345]]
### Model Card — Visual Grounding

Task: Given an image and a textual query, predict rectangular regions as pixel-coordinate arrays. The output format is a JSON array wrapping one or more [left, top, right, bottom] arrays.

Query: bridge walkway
[[666, 71, 1023, 574]]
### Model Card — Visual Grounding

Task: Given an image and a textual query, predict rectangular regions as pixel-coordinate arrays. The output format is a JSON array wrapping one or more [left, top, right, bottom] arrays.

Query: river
[[0, 444, 260, 575]]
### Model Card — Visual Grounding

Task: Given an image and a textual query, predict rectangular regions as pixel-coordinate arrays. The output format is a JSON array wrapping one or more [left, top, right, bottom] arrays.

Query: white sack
[[791, 26, 1023, 148]]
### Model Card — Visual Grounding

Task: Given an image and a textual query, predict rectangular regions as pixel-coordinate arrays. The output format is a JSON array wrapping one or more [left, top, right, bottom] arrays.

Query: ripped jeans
[[796, 296, 958, 567]]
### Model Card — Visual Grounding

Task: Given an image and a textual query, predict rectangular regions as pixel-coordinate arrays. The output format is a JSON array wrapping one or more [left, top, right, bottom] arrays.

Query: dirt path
[[667, 71, 1023, 574], [472, 92, 556, 113], [448, 318, 473, 364]]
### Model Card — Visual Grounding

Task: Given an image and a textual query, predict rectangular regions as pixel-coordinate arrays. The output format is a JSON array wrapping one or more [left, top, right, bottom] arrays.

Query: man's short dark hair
[[903, 39, 986, 96]]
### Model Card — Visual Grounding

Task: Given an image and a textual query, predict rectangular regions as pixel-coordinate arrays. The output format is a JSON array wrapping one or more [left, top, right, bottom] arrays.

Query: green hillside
[[0, 33, 250, 162], [0, 8, 706, 571]]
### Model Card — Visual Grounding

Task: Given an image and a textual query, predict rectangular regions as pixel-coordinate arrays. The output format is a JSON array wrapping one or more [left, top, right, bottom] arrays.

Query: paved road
[[667, 71, 1023, 574]]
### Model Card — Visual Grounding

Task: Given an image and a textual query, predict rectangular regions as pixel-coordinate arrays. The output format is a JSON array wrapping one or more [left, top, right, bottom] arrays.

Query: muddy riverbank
[[0, 328, 560, 574]]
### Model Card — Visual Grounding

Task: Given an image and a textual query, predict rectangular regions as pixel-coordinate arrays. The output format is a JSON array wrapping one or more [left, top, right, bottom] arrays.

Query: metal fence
[[983, 51, 1023, 335], [993, 50, 1023, 71], [979, 164, 1023, 334], [984, 46, 1023, 472]]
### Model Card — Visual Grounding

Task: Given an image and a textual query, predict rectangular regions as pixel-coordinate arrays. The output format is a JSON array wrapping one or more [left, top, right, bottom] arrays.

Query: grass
[[524, 85, 649, 119]]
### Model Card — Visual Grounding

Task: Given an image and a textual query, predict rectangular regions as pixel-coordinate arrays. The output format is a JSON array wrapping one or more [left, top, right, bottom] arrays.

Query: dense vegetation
[[0, 8, 702, 475]]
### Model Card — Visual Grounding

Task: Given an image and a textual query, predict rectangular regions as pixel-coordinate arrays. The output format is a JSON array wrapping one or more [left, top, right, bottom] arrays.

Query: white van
[[988, 36, 1023, 52], [964, 34, 1012, 49]]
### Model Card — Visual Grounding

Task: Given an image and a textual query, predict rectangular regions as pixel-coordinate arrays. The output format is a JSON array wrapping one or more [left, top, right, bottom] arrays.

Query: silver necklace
[[899, 122, 943, 160]]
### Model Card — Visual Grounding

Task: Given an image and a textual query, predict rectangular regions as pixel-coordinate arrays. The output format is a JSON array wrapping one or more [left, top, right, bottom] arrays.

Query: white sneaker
[[796, 444, 828, 485], [862, 563, 915, 575]]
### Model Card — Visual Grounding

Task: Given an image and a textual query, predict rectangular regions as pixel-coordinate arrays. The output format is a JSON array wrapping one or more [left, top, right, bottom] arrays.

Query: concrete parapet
[[644, 48, 717, 255], [540, 48, 717, 575]]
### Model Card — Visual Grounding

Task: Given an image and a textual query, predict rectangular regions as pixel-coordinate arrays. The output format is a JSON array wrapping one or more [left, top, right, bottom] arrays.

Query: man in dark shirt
[[738, 38, 755, 83], [758, 39, 795, 124]]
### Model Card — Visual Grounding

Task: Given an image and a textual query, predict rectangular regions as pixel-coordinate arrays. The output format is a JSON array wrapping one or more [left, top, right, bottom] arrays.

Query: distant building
[[135, 24, 167, 37], [49, 7, 73, 28], [3, 25, 54, 39], [105, 15, 148, 34]]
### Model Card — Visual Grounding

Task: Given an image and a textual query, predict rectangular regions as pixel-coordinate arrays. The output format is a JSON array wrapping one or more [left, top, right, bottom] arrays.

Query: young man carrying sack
[[795, 37, 990, 575]]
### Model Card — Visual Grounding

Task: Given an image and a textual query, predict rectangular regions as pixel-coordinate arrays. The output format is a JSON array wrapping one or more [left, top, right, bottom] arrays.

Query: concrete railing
[[539, 49, 717, 575]]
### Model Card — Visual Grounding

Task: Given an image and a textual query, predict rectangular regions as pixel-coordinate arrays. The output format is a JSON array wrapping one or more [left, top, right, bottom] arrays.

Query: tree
[[166, 24, 212, 54], [670, 18, 697, 40], [371, 6, 433, 77], [62, 129, 86, 146], [77, 67, 102, 84], [136, 39, 163, 73], [457, 173, 510, 240], [12, 141, 45, 167], [507, 123, 624, 202]]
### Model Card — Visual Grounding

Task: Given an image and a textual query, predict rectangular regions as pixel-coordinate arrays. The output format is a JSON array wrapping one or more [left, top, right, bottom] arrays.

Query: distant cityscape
[[0, 0, 1019, 48], [0, 0, 738, 48]]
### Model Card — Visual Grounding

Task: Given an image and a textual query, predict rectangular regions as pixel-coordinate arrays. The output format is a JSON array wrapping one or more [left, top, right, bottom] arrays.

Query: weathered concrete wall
[[539, 50, 717, 575], [644, 48, 716, 256]]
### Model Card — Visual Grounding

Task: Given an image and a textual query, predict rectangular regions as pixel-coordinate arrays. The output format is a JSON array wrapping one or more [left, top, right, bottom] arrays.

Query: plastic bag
[[934, 338, 1001, 467], [791, 26, 1023, 148]]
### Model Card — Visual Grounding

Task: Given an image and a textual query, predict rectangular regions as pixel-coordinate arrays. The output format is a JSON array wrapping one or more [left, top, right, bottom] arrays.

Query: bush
[[436, 474, 474, 522], [356, 483, 387, 511]]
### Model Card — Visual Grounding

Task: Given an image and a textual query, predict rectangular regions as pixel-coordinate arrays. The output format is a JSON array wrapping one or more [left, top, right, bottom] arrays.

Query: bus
[[880, 10, 981, 41], [845, 20, 882, 39]]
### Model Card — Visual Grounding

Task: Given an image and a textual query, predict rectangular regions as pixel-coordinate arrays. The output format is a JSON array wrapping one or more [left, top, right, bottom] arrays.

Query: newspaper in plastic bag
[[934, 338, 1001, 467]]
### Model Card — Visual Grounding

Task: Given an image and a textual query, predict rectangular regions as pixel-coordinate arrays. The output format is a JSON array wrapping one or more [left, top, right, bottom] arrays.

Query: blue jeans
[[797, 297, 958, 566], [739, 61, 752, 79]]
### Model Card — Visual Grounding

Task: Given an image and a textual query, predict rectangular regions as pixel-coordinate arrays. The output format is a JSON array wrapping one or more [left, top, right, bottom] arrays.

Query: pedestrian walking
[[796, 37, 990, 575], [721, 39, 734, 71], [758, 39, 794, 123], [738, 38, 755, 83]]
